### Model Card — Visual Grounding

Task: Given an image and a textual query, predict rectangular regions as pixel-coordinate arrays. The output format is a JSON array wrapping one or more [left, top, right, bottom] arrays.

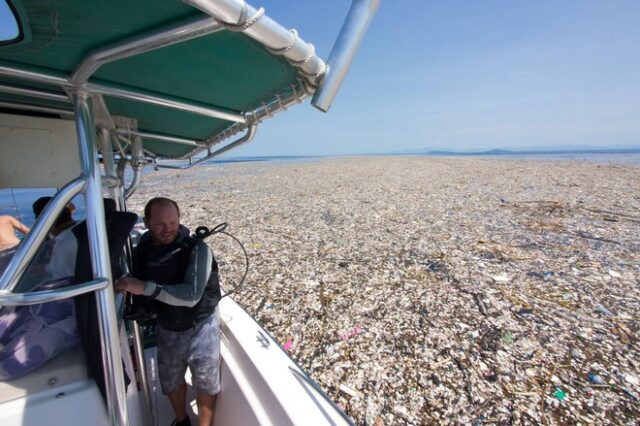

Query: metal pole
[[72, 91, 128, 426], [0, 83, 70, 102], [131, 321, 155, 426], [100, 129, 118, 201], [155, 124, 256, 170], [72, 16, 223, 84], [0, 278, 108, 307], [122, 137, 144, 199], [110, 128, 204, 147], [311, 0, 380, 112], [0, 101, 74, 118], [0, 65, 245, 124], [87, 82, 245, 123]]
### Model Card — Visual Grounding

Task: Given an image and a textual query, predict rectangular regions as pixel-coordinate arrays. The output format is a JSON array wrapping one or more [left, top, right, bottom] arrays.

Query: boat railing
[[0, 278, 109, 306]]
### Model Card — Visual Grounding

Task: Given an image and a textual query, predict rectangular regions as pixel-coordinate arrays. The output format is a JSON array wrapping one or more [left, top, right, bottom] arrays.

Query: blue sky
[[238, 0, 640, 155], [2, 1, 639, 156]]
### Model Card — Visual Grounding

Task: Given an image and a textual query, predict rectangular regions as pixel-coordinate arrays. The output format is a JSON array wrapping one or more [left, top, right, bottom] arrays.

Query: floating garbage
[[626, 374, 639, 386], [491, 273, 510, 283], [594, 304, 614, 316], [502, 330, 513, 344], [339, 384, 360, 399], [588, 373, 606, 385], [608, 269, 622, 278], [340, 325, 363, 341], [553, 388, 567, 401], [325, 344, 335, 357], [128, 156, 640, 425], [517, 308, 535, 319]]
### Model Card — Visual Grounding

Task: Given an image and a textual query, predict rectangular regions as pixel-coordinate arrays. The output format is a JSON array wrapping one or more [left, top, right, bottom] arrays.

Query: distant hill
[[421, 147, 640, 156]]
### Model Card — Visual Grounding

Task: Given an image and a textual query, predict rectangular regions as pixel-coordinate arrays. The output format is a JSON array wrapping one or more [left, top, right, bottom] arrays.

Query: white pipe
[[312, 0, 380, 112], [182, 0, 325, 83]]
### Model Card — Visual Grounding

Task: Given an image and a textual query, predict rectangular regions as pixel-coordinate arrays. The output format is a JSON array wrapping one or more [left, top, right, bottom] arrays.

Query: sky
[[234, 0, 640, 156], [1, 1, 640, 156]]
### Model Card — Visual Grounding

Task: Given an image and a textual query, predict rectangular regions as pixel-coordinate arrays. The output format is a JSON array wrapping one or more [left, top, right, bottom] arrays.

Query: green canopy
[[0, 0, 320, 158]]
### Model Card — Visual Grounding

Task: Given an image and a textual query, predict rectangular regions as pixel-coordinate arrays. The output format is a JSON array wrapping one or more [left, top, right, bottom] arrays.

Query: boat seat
[[0, 343, 87, 403], [72, 199, 137, 399]]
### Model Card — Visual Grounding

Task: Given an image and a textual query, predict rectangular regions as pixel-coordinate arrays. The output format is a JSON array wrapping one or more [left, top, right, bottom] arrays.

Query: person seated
[[0, 209, 77, 381], [1, 198, 136, 390], [32, 197, 77, 237]]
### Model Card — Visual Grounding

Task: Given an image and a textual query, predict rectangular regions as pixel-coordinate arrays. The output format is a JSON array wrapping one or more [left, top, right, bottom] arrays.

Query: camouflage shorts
[[157, 307, 221, 395]]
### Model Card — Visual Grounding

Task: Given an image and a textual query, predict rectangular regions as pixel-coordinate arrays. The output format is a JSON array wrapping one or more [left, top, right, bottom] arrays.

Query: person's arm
[[117, 242, 212, 307], [0, 215, 29, 250], [10, 216, 30, 235]]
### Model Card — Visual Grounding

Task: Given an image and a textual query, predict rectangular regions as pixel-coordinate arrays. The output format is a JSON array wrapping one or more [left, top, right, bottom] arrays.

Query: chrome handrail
[[0, 101, 74, 117], [312, 0, 380, 112], [131, 320, 155, 426], [0, 65, 245, 124], [73, 91, 128, 426], [72, 16, 223, 84], [0, 278, 109, 307], [154, 123, 257, 169]]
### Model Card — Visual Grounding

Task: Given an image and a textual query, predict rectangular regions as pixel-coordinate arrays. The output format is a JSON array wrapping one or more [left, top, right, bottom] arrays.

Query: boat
[[0, 1, 378, 424]]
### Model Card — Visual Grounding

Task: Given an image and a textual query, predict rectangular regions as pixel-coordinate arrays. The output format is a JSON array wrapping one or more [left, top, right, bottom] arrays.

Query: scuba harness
[[123, 222, 249, 324]]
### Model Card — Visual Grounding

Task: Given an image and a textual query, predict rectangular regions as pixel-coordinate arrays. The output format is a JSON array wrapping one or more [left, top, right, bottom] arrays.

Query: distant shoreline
[[213, 150, 640, 166], [418, 147, 640, 156]]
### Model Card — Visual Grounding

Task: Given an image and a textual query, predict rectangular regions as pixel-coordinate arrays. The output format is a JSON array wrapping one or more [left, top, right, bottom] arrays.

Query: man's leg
[[157, 325, 190, 424], [196, 393, 216, 426], [168, 382, 188, 422], [190, 311, 221, 426]]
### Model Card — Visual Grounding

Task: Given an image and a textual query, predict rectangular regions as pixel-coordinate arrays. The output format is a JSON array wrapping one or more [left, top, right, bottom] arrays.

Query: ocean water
[[213, 152, 640, 166], [2, 152, 638, 220]]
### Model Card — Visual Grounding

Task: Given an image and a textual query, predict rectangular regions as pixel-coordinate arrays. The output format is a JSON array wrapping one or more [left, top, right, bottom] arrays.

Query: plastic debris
[[282, 339, 293, 351], [491, 273, 509, 283], [517, 307, 534, 319], [607, 269, 622, 278], [325, 344, 335, 357], [128, 156, 640, 425], [571, 348, 585, 359], [588, 373, 606, 385], [553, 388, 567, 401], [339, 383, 360, 399], [594, 304, 614, 316], [626, 374, 639, 386], [340, 325, 363, 341]]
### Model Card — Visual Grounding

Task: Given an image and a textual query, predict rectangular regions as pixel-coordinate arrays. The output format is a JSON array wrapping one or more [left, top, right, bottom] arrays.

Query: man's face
[[145, 203, 180, 246]]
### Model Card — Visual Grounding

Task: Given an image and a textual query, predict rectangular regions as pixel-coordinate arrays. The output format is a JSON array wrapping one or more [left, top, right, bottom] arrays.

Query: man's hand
[[115, 277, 145, 295]]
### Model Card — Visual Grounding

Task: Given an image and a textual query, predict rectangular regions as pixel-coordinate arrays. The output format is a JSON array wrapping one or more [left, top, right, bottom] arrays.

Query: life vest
[[134, 228, 221, 332]]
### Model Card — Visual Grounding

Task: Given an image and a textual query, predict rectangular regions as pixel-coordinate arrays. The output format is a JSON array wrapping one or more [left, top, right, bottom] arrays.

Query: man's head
[[32, 196, 74, 233], [144, 197, 181, 246]]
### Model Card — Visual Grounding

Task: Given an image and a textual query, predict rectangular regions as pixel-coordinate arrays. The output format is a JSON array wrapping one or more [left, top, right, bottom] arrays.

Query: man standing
[[116, 197, 221, 426]]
